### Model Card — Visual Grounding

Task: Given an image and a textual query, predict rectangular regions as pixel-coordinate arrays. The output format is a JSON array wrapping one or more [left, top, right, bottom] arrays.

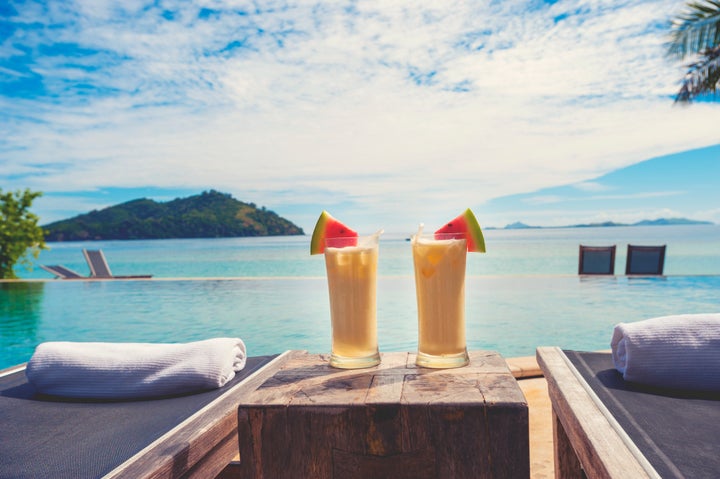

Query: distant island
[[492, 217, 714, 230], [43, 190, 304, 241]]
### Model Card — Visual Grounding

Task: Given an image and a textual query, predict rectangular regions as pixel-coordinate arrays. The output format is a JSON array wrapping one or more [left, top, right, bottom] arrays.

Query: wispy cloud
[[525, 189, 683, 205], [589, 191, 685, 201], [1, 0, 718, 231], [522, 195, 567, 205], [573, 181, 611, 192]]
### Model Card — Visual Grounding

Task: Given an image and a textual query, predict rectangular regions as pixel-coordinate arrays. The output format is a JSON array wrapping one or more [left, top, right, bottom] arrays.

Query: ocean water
[[2, 224, 719, 368]]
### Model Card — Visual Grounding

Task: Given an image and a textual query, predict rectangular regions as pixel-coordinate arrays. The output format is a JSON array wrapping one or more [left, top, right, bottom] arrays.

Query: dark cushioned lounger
[[540, 348, 720, 479], [0, 354, 284, 479]]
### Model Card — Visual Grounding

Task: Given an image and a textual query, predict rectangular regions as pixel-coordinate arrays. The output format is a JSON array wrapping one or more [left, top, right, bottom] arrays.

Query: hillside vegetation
[[43, 190, 304, 241]]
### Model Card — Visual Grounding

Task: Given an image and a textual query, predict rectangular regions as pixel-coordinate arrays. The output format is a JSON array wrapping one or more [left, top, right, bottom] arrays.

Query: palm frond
[[675, 45, 720, 101], [668, 0, 720, 58]]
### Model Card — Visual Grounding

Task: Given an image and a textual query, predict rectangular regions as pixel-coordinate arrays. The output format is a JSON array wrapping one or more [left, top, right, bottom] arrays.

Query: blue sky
[[487, 143, 720, 227], [1, 0, 719, 234]]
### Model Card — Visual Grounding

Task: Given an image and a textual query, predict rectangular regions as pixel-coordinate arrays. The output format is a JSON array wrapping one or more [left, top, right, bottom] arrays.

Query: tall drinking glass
[[324, 233, 381, 369], [412, 232, 469, 368]]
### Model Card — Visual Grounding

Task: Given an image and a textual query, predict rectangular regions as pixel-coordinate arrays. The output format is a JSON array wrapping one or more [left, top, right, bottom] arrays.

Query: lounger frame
[[537, 347, 659, 478]]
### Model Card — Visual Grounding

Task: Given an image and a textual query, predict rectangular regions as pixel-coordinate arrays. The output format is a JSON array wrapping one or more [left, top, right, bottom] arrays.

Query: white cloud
[[573, 182, 611, 192], [522, 195, 566, 205], [1, 0, 719, 231], [590, 191, 685, 201], [693, 207, 720, 224]]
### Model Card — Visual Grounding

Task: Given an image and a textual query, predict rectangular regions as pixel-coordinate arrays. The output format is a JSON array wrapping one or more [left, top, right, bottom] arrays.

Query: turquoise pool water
[[2, 225, 719, 368]]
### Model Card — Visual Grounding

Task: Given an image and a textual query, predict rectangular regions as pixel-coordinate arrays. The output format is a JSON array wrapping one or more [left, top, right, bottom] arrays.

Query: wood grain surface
[[236, 351, 529, 479]]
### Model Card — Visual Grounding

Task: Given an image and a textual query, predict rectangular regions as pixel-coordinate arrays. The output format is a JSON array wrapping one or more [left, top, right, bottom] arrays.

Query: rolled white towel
[[611, 314, 720, 391], [26, 338, 246, 399]]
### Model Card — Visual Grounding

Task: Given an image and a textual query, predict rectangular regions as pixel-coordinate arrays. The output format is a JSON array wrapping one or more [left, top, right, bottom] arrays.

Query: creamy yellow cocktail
[[324, 235, 381, 369], [412, 233, 469, 368]]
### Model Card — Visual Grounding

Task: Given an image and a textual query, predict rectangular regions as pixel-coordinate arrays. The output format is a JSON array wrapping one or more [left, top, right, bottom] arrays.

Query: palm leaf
[[675, 45, 720, 101], [668, 0, 720, 58]]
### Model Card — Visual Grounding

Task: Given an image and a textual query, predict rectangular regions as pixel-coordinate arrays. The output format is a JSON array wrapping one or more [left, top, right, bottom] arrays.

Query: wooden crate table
[[235, 350, 529, 479]]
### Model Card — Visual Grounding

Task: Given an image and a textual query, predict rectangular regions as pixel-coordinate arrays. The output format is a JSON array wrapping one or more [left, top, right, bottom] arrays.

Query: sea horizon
[[3, 224, 719, 369], [15, 223, 720, 280]]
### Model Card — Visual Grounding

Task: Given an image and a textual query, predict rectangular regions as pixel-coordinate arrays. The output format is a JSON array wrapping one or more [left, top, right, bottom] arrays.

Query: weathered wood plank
[[553, 410, 586, 479], [182, 425, 239, 479], [104, 351, 294, 479], [485, 392, 530, 477], [237, 351, 529, 479], [332, 448, 435, 479], [215, 461, 242, 479], [537, 347, 654, 479]]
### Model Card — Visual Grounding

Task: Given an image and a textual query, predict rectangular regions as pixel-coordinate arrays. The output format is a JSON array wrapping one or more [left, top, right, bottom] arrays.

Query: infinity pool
[[2, 274, 718, 369]]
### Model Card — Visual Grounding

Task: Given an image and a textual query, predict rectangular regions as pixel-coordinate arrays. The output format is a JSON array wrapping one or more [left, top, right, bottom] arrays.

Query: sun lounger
[[578, 245, 616, 275], [0, 351, 292, 479], [625, 244, 666, 275], [82, 248, 114, 278], [41, 250, 152, 280], [39, 264, 85, 279], [82, 248, 152, 279], [537, 347, 720, 478]]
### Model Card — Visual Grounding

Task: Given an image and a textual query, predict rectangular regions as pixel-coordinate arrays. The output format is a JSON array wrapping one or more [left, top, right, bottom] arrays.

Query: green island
[[42, 190, 304, 241]]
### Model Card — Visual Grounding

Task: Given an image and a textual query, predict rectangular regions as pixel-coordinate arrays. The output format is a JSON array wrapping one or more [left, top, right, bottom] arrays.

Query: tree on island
[[0, 189, 47, 279], [669, 0, 720, 102]]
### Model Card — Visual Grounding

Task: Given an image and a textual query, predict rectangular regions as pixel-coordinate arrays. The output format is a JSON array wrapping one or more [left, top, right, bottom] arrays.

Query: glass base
[[329, 351, 381, 369], [415, 349, 469, 369]]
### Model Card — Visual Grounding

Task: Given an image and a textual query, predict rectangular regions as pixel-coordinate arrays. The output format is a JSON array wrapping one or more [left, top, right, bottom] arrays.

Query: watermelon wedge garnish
[[434, 208, 486, 253], [310, 211, 358, 255]]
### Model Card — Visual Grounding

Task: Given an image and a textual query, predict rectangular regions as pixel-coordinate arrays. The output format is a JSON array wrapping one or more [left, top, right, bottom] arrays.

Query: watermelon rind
[[310, 211, 331, 255], [435, 208, 486, 253], [310, 211, 358, 255], [462, 208, 486, 253]]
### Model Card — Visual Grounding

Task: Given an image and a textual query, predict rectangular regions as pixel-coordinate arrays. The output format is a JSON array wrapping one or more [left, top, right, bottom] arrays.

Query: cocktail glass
[[324, 232, 382, 369], [412, 231, 470, 368]]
